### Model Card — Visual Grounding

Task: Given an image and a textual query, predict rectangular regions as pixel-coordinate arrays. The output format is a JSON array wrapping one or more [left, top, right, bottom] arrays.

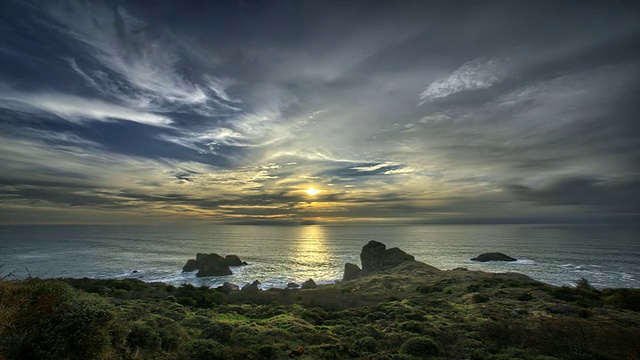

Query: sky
[[0, 0, 639, 225]]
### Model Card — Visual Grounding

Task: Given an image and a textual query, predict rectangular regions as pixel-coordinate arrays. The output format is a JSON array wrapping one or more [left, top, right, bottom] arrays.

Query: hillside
[[1, 242, 640, 360]]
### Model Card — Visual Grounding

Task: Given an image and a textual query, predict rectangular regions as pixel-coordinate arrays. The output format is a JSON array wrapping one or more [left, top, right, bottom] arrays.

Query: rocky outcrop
[[225, 255, 247, 266], [343, 263, 362, 281], [471, 253, 517, 262], [301, 279, 317, 289], [241, 280, 261, 292], [196, 253, 233, 277], [360, 240, 415, 275], [182, 259, 198, 272], [182, 253, 247, 277], [222, 282, 240, 291], [287, 282, 300, 288]]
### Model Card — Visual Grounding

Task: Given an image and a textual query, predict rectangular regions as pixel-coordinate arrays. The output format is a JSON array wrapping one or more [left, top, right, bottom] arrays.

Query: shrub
[[0, 279, 123, 360], [179, 339, 224, 360], [201, 321, 234, 343], [516, 292, 533, 301], [601, 288, 640, 311], [471, 293, 490, 303], [253, 344, 279, 360], [398, 321, 426, 334], [400, 336, 440, 357], [576, 277, 596, 291], [127, 321, 162, 352], [354, 336, 378, 353]]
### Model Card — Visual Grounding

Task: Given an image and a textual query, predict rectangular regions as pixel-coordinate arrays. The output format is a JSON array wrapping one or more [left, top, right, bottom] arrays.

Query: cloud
[[42, 1, 240, 116], [506, 176, 640, 212], [420, 56, 511, 103], [1, 0, 639, 223], [0, 89, 172, 126]]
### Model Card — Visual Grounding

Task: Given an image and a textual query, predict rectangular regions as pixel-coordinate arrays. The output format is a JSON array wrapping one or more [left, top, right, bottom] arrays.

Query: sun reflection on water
[[290, 226, 334, 281]]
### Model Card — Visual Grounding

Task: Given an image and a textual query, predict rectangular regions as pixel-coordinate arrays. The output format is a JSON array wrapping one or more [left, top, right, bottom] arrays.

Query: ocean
[[0, 224, 638, 289]]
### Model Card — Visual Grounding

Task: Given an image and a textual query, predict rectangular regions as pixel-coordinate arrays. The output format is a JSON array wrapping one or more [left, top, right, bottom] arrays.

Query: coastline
[[2, 242, 640, 359]]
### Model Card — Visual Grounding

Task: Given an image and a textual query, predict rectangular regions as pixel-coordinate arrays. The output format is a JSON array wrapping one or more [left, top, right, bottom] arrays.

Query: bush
[[201, 321, 233, 343], [127, 321, 162, 352], [179, 339, 224, 360], [471, 293, 490, 303], [0, 279, 123, 360], [576, 278, 596, 291], [400, 336, 440, 357], [516, 292, 533, 301], [601, 288, 640, 311], [354, 336, 378, 353]]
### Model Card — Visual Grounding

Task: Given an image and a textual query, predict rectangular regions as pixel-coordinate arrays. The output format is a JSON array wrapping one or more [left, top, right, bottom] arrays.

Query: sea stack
[[360, 240, 415, 275], [342, 241, 416, 280], [471, 253, 517, 262]]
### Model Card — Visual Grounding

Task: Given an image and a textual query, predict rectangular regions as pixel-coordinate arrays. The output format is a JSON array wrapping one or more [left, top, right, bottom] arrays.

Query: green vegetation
[[2, 266, 640, 359]]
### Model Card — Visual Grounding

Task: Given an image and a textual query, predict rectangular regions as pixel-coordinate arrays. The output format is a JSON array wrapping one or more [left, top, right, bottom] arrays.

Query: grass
[[1, 262, 640, 359]]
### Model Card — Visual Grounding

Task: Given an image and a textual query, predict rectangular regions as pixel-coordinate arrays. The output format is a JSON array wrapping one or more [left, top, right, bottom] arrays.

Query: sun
[[305, 187, 321, 196]]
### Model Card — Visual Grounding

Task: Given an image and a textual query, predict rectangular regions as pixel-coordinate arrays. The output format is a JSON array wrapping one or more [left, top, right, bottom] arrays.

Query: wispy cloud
[[0, 88, 172, 126], [43, 1, 239, 116], [420, 57, 510, 103]]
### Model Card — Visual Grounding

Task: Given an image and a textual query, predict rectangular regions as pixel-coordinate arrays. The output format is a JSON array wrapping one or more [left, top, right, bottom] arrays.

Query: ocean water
[[0, 224, 638, 289]]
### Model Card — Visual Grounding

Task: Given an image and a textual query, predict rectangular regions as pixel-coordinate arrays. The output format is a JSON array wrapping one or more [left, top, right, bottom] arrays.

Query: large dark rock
[[182, 253, 247, 277], [360, 240, 415, 275], [181, 253, 233, 277], [471, 253, 517, 262], [241, 280, 261, 292], [225, 255, 245, 266], [182, 259, 198, 272], [222, 282, 240, 291], [301, 278, 317, 289], [343, 263, 362, 281], [196, 253, 233, 277]]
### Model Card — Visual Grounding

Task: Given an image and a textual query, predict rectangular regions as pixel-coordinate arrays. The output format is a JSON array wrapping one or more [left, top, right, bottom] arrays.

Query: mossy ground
[[2, 262, 640, 359]]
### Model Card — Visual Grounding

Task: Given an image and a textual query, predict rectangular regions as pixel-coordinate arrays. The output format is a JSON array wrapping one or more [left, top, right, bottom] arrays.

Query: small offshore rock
[[225, 255, 245, 266], [287, 282, 300, 288], [301, 278, 317, 289], [471, 253, 517, 262], [222, 282, 240, 291], [343, 263, 362, 281], [241, 280, 261, 292]]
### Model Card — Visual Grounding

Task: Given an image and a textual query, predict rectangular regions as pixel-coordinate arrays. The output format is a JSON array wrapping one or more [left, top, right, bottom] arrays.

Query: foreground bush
[[399, 336, 440, 357], [1, 273, 639, 360], [0, 279, 124, 359]]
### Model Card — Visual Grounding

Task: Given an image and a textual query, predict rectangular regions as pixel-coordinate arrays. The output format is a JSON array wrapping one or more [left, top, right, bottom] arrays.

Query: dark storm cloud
[[506, 177, 640, 211], [0, 0, 639, 223]]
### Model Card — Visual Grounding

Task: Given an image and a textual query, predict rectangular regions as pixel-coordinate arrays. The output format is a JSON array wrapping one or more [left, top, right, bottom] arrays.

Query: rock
[[182, 259, 198, 272], [183, 253, 246, 276], [241, 280, 261, 292], [381, 247, 415, 268], [225, 255, 245, 266], [343, 263, 362, 281], [360, 240, 387, 273], [301, 278, 317, 289], [287, 282, 300, 288], [195, 253, 233, 277], [360, 240, 415, 274], [222, 282, 240, 291], [471, 253, 517, 262]]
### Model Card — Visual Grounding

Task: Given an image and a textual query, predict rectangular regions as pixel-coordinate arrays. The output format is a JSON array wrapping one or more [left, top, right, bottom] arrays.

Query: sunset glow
[[305, 188, 321, 196], [0, 1, 637, 225]]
